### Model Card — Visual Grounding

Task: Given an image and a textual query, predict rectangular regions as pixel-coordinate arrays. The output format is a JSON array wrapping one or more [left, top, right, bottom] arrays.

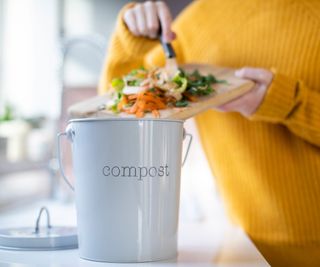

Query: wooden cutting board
[[68, 64, 255, 120]]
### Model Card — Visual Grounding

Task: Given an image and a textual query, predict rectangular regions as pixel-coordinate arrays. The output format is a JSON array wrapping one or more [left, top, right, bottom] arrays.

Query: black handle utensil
[[158, 23, 176, 59], [157, 22, 178, 77], [160, 40, 176, 59]]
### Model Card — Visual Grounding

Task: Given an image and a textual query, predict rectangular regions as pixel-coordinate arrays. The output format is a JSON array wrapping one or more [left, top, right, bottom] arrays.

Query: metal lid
[[0, 207, 78, 251]]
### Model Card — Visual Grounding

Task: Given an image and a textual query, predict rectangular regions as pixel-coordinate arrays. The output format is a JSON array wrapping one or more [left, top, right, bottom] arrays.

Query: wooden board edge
[[168, 80, 255, 120]]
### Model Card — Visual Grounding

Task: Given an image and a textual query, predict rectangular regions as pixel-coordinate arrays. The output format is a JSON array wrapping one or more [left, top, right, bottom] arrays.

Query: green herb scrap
[[127, 80, 141, 86], [175, 99, 189, 107], [173, 68, 224, 107]]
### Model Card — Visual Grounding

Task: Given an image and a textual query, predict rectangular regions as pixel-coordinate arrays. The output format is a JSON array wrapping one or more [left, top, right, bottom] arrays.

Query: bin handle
[[57, 132, 75, 191], [182, 132, 193, 167]]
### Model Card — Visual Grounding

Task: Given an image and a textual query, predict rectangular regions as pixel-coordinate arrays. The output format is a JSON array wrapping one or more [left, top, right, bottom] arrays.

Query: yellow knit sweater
[[99, 1, 320, 266]]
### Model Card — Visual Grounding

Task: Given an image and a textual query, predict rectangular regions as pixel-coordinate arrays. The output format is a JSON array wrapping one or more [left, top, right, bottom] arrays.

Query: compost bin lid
[[0, 207, 78, 251]]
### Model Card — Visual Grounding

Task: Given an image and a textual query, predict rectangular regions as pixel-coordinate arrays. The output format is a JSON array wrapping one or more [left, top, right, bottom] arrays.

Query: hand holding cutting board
[[217, 67, 273, 117]]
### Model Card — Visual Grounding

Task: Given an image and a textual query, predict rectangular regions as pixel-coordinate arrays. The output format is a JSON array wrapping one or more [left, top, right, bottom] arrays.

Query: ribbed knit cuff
[[116, 2, 158, 57], [250, 71, 298, 123]]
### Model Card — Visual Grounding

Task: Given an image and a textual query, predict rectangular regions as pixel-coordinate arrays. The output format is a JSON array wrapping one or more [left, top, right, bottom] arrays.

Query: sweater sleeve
[[250, 71, 320, 147], [98, 3, 184, 94]]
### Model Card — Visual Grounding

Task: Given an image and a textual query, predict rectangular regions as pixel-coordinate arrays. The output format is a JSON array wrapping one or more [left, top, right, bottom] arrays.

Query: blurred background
[[0, 0, 221, 222]]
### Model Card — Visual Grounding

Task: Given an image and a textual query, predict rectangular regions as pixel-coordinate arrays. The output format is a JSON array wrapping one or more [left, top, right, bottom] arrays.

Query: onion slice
[[122, 86, 146, 95]]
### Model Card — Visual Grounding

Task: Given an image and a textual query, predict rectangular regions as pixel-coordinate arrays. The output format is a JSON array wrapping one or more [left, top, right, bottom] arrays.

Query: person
[[98, 1, 320, 266]]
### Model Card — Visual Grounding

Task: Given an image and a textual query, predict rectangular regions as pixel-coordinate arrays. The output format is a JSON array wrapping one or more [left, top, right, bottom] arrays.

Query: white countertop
[[0, 200, 269, 267]]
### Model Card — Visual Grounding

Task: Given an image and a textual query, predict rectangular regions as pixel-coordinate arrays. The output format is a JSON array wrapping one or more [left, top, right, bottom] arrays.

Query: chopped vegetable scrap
[[106, 67, 226, 118]]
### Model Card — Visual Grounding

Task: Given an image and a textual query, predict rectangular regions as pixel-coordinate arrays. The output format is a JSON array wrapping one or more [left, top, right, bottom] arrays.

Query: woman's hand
[[123, 1, 176, 42], [216, 67, 273, 117]]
